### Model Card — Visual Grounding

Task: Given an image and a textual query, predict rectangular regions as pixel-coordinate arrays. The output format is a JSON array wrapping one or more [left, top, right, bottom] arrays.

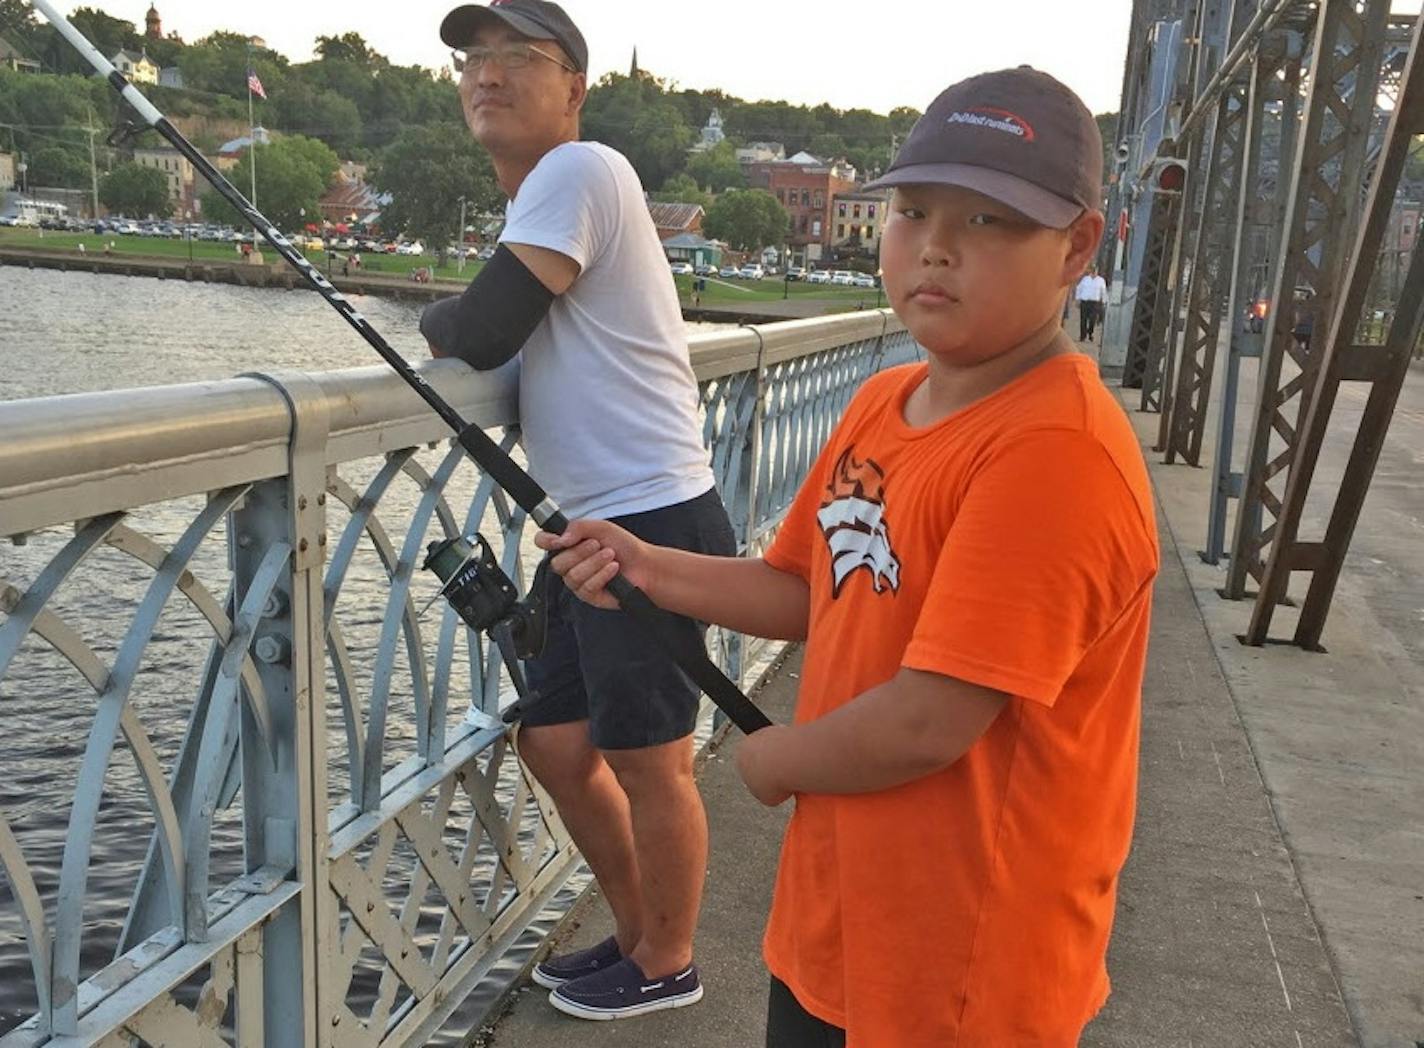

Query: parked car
[[669, 261, 694, 276], [785, 267, 806, 282], [806, 269, 832, 284], [301, 236, 325, 251], [719, 265, 740, 278], [831, 271, 857, 286], [476, 245, 497, 260], [693, 263, 715, 277], [396, 241, 425, 256], [852, 273, 877, 288], [738, 264, 765, 280]]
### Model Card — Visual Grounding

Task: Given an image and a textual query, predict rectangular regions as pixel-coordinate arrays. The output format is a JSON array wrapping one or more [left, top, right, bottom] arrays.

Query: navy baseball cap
[[867, 67, 1103, 228], [440, 0, 589, 73]]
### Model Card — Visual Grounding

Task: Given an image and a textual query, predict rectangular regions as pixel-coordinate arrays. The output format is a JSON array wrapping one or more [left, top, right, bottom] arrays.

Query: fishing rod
[[32, 0, 772, 735]]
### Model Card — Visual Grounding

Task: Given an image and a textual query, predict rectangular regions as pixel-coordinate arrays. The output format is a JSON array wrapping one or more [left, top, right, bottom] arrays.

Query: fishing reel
[[422, 534, 549, 724]]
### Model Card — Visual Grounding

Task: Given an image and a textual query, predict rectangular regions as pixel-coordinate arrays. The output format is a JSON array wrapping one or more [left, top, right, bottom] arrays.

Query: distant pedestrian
[[1075, 264, 1108, 343]]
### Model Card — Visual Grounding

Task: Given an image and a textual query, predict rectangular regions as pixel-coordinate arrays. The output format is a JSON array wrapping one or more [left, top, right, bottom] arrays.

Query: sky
[[91, 1, 1138, 116]]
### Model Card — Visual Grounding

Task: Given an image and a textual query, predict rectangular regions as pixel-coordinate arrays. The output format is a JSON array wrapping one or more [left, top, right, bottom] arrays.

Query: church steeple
[[630, 47, 639, 78], [145, 4, 161, 39]]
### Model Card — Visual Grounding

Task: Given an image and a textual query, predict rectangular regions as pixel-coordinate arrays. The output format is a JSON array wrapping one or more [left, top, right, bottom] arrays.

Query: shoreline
[[0, 246, 846, 322]]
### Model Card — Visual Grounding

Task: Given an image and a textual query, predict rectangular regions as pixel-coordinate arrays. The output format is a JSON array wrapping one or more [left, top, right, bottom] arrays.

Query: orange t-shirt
[[762, 354, 1159, 1046]]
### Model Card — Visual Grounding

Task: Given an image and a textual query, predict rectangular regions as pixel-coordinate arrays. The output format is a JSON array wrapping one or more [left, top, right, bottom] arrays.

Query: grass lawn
[[1, 228, 883, 311], [672, 273, 882, 308], [0, 228, 482, 280]]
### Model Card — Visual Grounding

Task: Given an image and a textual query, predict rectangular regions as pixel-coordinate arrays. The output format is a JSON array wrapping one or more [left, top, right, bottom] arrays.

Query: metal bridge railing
[[0, 309, 917, 1047]]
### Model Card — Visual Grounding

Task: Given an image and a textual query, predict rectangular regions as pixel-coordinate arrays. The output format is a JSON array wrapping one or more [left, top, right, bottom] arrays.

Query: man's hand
[[535, 519, 654, 610], [735, 724, 795, 807]]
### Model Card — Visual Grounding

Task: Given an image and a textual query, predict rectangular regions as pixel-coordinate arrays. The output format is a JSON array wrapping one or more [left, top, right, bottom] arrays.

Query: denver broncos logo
[[815, 448, 902, 598]]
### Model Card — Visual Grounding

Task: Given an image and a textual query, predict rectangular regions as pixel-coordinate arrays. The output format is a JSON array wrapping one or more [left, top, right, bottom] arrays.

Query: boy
[[538, 67, 1159, 1045]]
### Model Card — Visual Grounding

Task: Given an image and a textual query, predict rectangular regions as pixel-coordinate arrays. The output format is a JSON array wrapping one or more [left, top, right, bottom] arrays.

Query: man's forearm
[[643, 548, 809, 640]]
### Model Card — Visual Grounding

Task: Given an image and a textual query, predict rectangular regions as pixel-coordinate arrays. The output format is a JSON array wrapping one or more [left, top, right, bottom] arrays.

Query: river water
[[0, 268, 728, 1041]]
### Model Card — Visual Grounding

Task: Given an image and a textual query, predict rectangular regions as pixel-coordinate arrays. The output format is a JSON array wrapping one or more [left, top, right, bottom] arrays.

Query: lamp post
[[457, 195, 468, 276]]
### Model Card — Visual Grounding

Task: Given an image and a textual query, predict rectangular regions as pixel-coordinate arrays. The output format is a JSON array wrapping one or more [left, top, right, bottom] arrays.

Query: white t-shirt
[[1075, 274, 1108, 302], [499, 141, 715, 520]]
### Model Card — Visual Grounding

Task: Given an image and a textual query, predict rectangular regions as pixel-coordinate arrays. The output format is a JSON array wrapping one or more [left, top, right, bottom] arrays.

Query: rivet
[[298, 496, 308, 510], [299, 538, 309, 553]]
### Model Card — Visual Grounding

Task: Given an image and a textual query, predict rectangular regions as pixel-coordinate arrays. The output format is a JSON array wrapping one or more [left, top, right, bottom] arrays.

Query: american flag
[[247, 69, 266, 100]]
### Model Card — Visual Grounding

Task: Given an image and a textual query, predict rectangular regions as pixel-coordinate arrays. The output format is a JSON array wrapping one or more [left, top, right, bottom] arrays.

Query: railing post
[[741, 325, 770, 556], [240, 371, 331, 1047]]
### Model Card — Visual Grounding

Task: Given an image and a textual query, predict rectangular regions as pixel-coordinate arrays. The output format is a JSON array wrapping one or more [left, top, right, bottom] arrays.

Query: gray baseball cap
[[440, 0, 589, 73], [867, 67, 1103, 228]]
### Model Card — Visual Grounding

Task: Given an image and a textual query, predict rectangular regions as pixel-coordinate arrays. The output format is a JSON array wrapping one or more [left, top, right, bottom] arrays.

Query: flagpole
[[246, 41, 257, 212]]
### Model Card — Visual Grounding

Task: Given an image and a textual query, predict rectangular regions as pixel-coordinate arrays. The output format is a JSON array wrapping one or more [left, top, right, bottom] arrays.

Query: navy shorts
[[521, 487, 738, 750]]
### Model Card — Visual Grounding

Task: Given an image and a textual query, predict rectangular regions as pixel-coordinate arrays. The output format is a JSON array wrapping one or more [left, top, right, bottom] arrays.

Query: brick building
[[745, 154, 857, 263]]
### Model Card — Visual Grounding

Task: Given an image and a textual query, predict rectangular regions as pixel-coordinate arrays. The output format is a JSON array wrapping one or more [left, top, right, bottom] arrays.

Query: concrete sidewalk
[[471, 342, 1424, 1047]]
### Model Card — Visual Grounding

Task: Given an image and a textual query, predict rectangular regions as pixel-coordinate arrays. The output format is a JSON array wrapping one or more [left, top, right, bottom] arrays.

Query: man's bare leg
[[603, 735, 707, 978], [517, 721, 644, 954]]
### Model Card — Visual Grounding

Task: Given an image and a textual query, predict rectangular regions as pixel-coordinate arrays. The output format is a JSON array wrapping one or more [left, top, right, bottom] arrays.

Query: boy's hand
[[535, 520, 651, 610], [735, 725, 795, 807]]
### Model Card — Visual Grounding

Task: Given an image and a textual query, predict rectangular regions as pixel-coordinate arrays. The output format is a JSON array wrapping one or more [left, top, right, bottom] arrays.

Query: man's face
[[879, 183, 1090, 363], [457, 23, 583, 156]]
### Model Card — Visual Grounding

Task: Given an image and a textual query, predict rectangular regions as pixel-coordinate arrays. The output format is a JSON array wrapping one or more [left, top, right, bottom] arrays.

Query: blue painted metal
[[0, 312, 915, 1046]]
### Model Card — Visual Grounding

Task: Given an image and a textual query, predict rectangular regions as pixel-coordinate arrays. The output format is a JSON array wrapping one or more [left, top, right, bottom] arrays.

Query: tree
[[809, 133, 847, 161], [703, 189, 788, 253], [1095, 112, 1120, 180], [582, 73, 696, 190], [314, 32, 386, 67], [28, 144, 90, 188], [369, 125, 501, 249], [0, 0, 37, 49], [653, 173, 711, 209], [0, 67, 116, 171], [180, 31, 287, 98], [269, 80, 362, 154], [101, 162, 171, 217], [269, 126, 341, 186], [686, 140, 745, 193], [201, 135, 333, 230]]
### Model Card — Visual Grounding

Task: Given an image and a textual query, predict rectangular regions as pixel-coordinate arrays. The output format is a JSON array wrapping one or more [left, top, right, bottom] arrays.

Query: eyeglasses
[[451, 42, 577, 75]]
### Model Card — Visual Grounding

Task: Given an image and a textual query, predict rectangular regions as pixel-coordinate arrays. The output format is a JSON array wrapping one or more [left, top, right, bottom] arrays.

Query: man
[[1074, 263, 1108, 343], [421, 0, 734, 1022]]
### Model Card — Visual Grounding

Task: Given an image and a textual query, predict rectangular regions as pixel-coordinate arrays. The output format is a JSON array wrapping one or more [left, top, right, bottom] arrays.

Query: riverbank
[[0, 230, 880, 319]]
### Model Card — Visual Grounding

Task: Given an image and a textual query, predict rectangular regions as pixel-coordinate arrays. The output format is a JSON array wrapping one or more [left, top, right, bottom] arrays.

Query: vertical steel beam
[[1246, 14, 1424, 645], [1165, 80, 1251, 464], [1226, 0, 1391, 599], [1205, 44, 1299, 564]]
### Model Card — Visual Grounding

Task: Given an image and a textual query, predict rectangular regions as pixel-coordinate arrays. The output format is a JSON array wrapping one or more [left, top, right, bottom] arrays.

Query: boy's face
[[880, 183, 1101, 363]]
